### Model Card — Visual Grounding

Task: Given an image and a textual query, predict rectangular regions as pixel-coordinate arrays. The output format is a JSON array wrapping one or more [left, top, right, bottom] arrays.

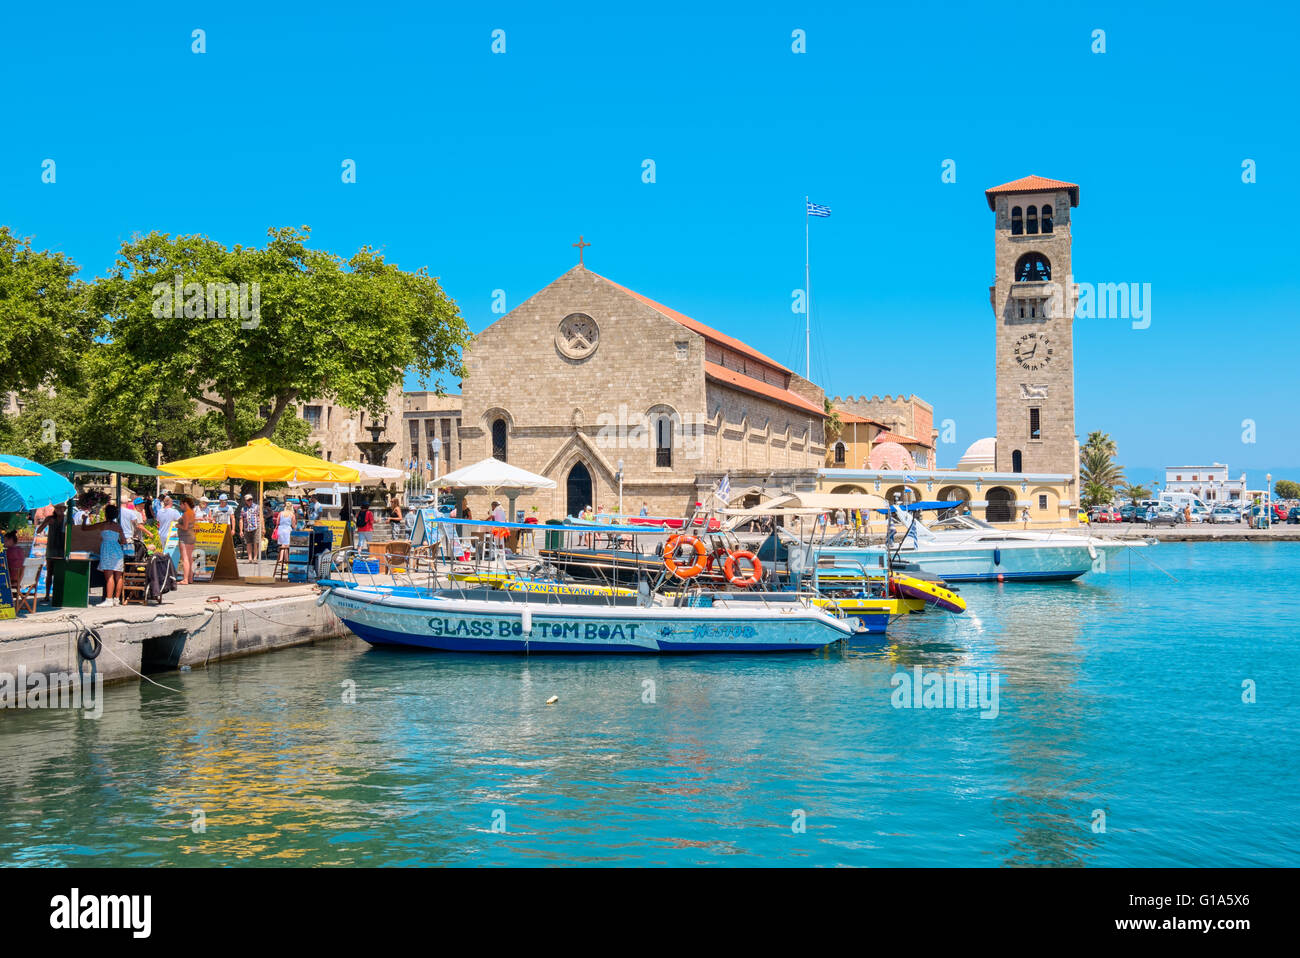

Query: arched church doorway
[[566, 462, 593, 517]]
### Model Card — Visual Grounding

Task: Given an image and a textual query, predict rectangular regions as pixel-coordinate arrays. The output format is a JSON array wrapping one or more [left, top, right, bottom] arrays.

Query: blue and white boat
[[318, 581, 855, 653], [816, 509, 1141, 583]]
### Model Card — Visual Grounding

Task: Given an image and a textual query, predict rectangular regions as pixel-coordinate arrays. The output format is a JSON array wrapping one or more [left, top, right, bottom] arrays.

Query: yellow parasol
[[161, 438, 361, 577]]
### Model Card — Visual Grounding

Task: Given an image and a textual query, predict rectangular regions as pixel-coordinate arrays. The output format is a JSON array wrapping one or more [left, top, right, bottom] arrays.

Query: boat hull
[[823, 540, 1124, 583], [322, 584, 854, 653]]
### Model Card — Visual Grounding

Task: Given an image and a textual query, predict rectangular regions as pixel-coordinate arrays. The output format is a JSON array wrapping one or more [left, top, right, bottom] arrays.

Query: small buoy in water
[[997, 573, 1005, 583], [545, 695, 559, 705]]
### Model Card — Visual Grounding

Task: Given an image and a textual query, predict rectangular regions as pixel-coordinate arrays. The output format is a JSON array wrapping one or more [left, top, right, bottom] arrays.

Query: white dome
[[957, 437, 996, 472]]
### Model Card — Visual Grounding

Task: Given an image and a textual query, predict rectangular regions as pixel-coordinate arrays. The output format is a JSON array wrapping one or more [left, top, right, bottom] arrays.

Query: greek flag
[[807, 201, 832, 217], [717, 473, 731, 505]]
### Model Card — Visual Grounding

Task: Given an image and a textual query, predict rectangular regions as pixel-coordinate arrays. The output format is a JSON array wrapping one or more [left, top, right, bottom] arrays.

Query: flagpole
[[804, 196, 811, 381], [804, 197, 813, 463]]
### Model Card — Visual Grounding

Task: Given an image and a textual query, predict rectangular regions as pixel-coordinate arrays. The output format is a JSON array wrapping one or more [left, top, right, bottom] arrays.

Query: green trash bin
[[544, 519, 565, 551], [51, 556, 92, 608]]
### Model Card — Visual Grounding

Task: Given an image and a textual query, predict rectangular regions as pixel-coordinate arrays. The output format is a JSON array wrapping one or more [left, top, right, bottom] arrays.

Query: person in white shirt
[[119, 496, 143, 556], [490, 500, 506, 522], [155, 494, 182, 548]]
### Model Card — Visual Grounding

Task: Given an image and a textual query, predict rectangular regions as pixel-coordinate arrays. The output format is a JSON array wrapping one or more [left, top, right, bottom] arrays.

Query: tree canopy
[[92, 226, 470, 447], [0, 227, 95, 396]]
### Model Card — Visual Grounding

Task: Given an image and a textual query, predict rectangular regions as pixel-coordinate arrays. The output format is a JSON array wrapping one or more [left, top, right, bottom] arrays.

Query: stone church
[[459, 263, 826, 518]]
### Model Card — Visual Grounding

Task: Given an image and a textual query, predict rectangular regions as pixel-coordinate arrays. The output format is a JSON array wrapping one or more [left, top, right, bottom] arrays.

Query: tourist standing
[[4, 531, 24, 596], [1021, 506, 1030, 529], [119, 495, 143, 557], [177, 495, 197, 584], [155, 494, 181, 550], [240, 494, 259, 558], [95, 506, 127, 606], [356, 501, 374, 551], [390, 496, 405, 537], [35, 503, 66, 602], [639, 502, 649, 517]]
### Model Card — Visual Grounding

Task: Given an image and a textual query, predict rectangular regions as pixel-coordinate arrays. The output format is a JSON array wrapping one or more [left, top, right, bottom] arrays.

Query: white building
[[1163, 464, 1246, 503]]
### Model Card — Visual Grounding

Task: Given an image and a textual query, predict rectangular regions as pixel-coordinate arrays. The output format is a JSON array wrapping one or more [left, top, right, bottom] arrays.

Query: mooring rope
[[55, 613, 182, 693]]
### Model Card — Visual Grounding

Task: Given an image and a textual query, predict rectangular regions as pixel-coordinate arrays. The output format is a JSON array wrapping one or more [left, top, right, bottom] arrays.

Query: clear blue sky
[[3, 1, 1296, 485]]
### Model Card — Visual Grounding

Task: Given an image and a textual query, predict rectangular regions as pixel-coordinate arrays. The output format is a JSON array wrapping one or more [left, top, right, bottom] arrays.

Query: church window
[[1011, 206, 1023, 235], [655, 415, 676, 467], [492, 418, 508, 461], [1019, 305, 1025, 318], [675, 341, 689, 359], [1029, 407, 1041, 440], [1014, 253, 1051, 282], [1026, 206, 1039, 234], [834, 441, 846, 465], [1038, 494, 1048, 509], [1012, 449, 1023, 472], [1041, 205, 1053, 233]]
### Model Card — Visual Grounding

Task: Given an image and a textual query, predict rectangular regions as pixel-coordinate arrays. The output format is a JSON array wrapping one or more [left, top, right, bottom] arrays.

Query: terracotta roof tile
[[594, 272, 791, 375], [985, 175, 1080, 209], [873, 430, 932, 448], [833, 409, 887, 426], [704, 362, 825, 417]]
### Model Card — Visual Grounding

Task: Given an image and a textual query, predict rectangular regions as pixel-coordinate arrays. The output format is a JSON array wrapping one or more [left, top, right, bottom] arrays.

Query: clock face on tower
[[1013, 331, 1053, 371], [556, 312, 599, 360]]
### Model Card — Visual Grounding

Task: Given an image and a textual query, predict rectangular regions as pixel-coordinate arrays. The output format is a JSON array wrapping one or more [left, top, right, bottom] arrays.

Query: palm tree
[[1079, 435, 1125, 508], [823, 398, 842, 447], [1120, 482, 1151, 502]]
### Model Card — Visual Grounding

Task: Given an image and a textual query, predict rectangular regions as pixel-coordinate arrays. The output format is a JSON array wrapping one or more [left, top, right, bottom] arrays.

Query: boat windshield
[[929, 515, 996, 532]]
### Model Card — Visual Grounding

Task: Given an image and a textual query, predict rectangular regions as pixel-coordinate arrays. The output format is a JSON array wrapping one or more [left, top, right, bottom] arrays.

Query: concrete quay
[[1087, 524, 1300, 542], [1, 576, 347, 691]]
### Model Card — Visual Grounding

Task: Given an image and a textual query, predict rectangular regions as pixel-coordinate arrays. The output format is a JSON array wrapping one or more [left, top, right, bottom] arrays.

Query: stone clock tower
[[986, 175, 1080, 480]]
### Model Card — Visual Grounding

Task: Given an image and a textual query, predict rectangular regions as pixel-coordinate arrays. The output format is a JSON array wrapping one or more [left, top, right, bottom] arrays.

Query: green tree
[[0, 227, 96, 396], [1274, 479, 1300, 500], [823, 398, 842, 447], [1079, 431, 1125, 508], [1120, 482, 1152, 502], [92, 226, 470, 448]]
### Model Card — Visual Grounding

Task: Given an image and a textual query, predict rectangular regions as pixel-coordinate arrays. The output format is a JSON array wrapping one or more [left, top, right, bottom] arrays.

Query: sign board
[[313, 519, 350, 549], [288, 530, 313, 582], [190, 522, 240, 582], [0, 561, 14, 619]]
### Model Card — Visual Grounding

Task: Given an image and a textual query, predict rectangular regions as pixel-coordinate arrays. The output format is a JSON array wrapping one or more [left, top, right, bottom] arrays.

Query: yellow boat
[[888, 574, 966, 614]]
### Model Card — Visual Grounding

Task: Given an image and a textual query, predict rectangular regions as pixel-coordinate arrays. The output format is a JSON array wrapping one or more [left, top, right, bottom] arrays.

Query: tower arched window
[[1012, 449, 1023, 473], [834, 441, 846, 465], [1041, 205, 1053, 233], [1014, 253, 1051, 282], [1010, 206, 1023, 235], [491, 418, 508, 461], [1026, 205, 1039, 234]]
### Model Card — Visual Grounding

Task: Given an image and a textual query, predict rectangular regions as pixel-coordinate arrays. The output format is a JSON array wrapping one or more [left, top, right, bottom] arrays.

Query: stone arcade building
[[459, 264, 826, 519]]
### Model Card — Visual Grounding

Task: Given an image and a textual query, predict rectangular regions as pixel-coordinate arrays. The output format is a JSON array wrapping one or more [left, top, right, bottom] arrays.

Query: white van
[[1160, 493, 1209, 515]]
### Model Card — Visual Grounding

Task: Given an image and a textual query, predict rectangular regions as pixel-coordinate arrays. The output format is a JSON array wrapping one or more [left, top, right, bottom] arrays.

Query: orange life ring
[[704, 546, 731, 576], [663, 535, 708, 578], [723, 550, 763, 588]]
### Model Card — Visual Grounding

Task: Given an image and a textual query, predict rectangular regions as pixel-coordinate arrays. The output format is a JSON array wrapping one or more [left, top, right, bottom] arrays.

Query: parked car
[[1289, 507, 1300, 525], [1144, 504, 1181, 527], [1274, 503, 1289, 523], [1089, 506, 1119, 523], [1119, 504, 1140, 522], [1207, 506, 1238, 524]]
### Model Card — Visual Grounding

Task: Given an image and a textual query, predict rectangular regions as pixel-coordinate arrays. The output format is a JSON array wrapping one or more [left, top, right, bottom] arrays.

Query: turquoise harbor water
[[1, 541, 1297, 867]]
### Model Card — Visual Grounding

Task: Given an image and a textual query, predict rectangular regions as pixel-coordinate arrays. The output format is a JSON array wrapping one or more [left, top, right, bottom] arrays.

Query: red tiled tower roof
[[985, 175, 1080, 210]]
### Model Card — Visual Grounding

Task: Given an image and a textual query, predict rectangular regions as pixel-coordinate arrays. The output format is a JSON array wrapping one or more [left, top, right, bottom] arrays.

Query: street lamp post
[[1266, 473, 1273, 529], [156, 441, 164, 497]]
